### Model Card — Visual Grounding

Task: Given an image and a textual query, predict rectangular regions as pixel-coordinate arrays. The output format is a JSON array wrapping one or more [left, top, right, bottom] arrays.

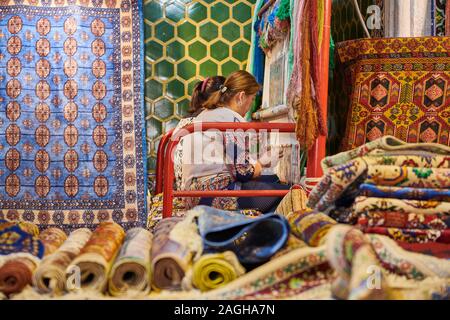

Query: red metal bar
[[162, 122, 296, 218], [173, 190, 290, 197], [306, 0, 332, 181], [155, 128, 174, 194]]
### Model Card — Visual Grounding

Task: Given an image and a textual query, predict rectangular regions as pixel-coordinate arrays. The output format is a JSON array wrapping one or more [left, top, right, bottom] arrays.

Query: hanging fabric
[[286, 0, 327, 151]]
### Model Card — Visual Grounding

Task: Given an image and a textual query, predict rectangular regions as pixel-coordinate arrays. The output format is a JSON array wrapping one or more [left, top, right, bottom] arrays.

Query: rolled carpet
[[275, 187, 309, 217], [356, 211, 449, 230], [108, 228, 153, 296], [151, 217, 193, 291], [286, 209, 337, 246], [366, 165, 450, 189], [362, 227, 450, 244], [359, 184, 450, 202], [0, 257, 37, 297], [0, 220, 44, 257], [191, 251, 245, 292], [354, 197, 450, 215], [39, 227, 68, 256], [33, 228, 92, 295], [326, 224, 388, 300], [68, 222, 125, 292]]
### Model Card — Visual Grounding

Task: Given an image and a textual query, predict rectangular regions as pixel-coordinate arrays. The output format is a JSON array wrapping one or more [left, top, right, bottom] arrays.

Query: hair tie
[[201, 77, 210, 93], [219, 85, 228, 93]]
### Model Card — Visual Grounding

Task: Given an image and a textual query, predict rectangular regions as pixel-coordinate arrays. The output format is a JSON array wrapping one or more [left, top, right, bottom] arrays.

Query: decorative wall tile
[[144, 0, 256, 190]]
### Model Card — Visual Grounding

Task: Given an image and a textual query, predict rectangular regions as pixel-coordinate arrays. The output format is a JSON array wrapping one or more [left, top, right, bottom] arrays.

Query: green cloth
[[276, 0, 291, 21], [329, 34, 335, 71], [287, 0, 296, 79]]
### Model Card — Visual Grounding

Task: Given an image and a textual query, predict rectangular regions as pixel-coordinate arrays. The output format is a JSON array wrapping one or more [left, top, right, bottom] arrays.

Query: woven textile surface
[[337, 37, 450, 151], [0, 1, 147, 232]]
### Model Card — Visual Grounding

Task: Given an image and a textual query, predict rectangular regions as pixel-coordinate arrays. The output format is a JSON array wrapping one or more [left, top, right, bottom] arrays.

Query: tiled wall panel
[[144, 0, 256, 190]]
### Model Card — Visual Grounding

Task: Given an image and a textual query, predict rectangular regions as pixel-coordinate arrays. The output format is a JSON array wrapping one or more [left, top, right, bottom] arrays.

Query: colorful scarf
[[366, 166, 450, 189], [360, 184, 450, 202], [33, 228, 92, 295], [68, 222, 125, 292], [190, 251, 245, 292], [151, 218, 193, 292], [108, 228, 153, 297], [357, 211, 449, 230], [286, 0, 327, 150]]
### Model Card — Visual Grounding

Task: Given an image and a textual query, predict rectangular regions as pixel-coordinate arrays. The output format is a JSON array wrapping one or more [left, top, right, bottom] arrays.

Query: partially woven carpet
[[0, 1, 147, 231]]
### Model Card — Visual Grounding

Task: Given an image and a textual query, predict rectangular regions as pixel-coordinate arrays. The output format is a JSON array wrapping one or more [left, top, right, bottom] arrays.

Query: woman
[[182, 70, 289, 213], [173, 76, 226, 191]]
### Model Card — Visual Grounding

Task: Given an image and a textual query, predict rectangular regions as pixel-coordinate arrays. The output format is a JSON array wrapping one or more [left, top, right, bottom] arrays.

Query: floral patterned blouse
[[182, 107, 256, 210]]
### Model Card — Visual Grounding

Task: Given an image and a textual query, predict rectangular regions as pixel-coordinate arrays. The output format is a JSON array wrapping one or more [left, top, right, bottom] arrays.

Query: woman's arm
[[223, 132, 261, 182]]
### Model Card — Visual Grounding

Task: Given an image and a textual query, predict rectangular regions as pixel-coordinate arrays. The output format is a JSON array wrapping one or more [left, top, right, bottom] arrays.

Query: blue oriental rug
[[0, 0, 147, 232]]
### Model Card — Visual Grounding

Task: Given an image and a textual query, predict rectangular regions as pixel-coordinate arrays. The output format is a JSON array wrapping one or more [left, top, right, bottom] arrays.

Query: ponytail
[[188, 76, 225, 116], [203, 70, 260, 110]]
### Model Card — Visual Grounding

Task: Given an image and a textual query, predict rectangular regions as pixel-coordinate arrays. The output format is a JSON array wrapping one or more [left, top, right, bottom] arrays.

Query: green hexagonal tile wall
[[144, 0, 256, 189]]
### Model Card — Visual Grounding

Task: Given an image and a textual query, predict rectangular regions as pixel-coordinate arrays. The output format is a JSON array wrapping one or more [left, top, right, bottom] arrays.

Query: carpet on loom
[[0, 0, 147, 232]]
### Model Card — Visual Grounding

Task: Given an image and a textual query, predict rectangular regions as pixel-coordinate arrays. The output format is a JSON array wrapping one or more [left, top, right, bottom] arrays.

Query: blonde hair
[[203, 70, 260, 110]]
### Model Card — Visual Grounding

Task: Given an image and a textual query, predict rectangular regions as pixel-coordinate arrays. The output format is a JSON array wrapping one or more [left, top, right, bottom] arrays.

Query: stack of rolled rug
[[68, 222, 125, 292], [108, 228, 153, 296], [33, 228, 92, 295], [307, 136, 450, 256]]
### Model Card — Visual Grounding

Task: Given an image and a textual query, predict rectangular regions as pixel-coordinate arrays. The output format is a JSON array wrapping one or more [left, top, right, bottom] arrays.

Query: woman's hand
[[258, 145, 283, 168]]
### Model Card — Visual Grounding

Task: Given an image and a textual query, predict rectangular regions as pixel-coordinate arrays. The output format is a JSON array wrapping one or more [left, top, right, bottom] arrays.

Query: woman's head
[[203, 70, 260, 117], [189, 76, 226, 116]]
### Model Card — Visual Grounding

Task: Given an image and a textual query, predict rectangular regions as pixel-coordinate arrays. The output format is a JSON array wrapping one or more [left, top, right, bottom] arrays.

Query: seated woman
[[182, 70, 290, 213], [173, 76, 225, 190]]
